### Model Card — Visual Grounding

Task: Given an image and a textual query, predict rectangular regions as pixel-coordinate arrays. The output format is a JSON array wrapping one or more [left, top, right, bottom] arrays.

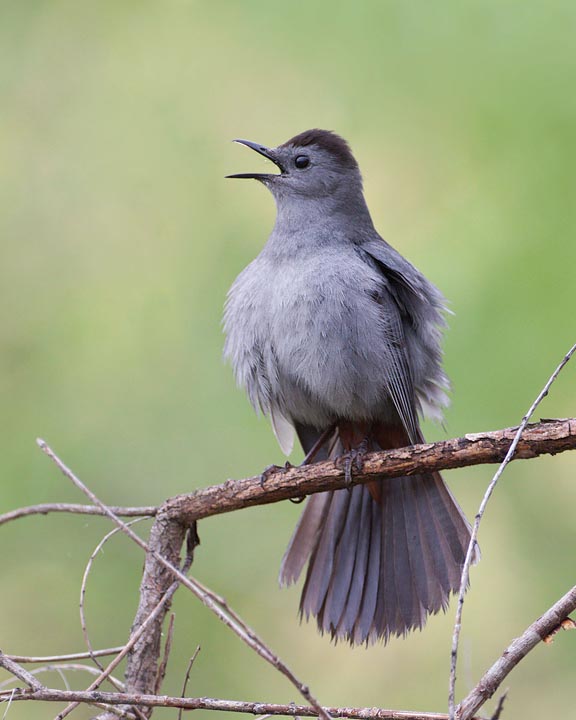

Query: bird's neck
[[271, 190, 375, 239]]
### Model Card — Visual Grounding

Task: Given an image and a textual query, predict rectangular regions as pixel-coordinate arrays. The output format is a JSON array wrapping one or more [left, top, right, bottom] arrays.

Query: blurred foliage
[[1, 2, 575, 718]]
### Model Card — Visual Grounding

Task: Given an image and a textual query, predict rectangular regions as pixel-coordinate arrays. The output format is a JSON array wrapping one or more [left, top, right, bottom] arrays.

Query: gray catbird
[[224, 129, 475, 645]]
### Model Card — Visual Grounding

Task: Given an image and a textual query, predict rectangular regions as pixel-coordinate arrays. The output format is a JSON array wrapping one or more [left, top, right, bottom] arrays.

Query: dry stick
[[457, 584, 576, 720], [0, 664, 125, 692], [0, 653, 44, 691], [1, 689, 15, 720], [37, 441, 331, 720], [154, 613, 175, 695], [4, 649, 124, 664], [177, 646, 201, 720], [488, 693, 506, 720], [448, 343, 576, 720], [0, 689, 483, 720], [0, 503, 156, 527]]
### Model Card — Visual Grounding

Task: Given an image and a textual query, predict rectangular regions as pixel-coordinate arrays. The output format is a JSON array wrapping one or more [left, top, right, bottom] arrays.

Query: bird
[[223, 129, 476, 645]]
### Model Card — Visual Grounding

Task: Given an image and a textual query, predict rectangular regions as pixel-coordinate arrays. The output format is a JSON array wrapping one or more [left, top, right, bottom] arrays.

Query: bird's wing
[[360, 239, 431, 443]]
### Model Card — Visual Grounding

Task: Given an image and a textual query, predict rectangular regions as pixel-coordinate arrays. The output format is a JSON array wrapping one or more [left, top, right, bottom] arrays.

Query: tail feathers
[[278, 492, 331, 586], [280, 472, 476, 645]]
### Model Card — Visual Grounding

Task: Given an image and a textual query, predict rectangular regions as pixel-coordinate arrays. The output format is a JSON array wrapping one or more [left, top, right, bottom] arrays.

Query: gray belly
[[239, 250, 399, 427]]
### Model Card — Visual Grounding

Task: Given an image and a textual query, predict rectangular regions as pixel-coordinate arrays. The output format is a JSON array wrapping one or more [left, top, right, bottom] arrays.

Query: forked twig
[[448, 342, 576, 719]]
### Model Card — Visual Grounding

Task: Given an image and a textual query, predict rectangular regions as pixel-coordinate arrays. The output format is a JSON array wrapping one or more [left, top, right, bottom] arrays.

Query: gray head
[[227, 129, 366, 208]]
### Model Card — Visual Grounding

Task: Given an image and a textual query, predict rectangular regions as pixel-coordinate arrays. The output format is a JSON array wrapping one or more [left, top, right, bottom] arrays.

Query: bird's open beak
[[226, 139, 284, 180]]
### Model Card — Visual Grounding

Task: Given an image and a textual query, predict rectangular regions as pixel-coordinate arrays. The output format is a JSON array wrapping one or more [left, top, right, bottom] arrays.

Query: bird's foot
[[259, 461, 293, 488], [335, 440, 369, 487]]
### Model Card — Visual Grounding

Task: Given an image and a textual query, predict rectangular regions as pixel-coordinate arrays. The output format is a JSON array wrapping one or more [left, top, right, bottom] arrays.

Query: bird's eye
[[294, 155, 310, 169]]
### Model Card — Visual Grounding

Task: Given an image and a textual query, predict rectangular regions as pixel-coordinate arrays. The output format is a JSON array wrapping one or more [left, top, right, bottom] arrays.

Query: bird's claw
[[259, 461, 293, 487], [335, 441, 369, 488]]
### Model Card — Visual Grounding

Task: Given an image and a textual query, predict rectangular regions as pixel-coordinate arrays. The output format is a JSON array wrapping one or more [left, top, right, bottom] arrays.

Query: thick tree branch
[[2, 420, 572, 533], [161, 418, 576, 524]]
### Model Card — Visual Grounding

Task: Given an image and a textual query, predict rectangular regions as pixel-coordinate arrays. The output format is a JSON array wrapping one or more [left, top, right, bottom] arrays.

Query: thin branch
[[177, 646, 201, 720], [457, 584, 576, 720], [448, 342, 576, 720], [0, 663, 125, 692], [1, 689, 15, 720], [154, 613, 175, 694], [38, 441, 332, 720], [0, 653, 45, 691], [0, 688, 484, 719], [0, 503, 156, 527], [3, 648, 124, 664], [489, 694, 507, 720]]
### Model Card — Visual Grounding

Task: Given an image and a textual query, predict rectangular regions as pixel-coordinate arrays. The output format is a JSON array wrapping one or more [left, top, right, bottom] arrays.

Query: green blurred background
[[1, 1, 575, 718]]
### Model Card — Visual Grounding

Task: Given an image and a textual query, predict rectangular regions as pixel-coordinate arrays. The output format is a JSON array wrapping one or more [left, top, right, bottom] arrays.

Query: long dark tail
[[279, 423, 477, 645]]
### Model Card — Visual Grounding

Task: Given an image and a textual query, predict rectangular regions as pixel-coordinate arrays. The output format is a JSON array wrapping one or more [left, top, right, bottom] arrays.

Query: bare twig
[[0, 503, 155, 527], [3, 648, 124, 664], [0, 663, 125, 692], [457, 584, 576, 719], [489, 693, 507, 720], [177, 646, 201, 720], [38, 441, 332, 720], [1, 689, 15, 720], [0, 653, 44, 691], [154, 613, 175, 694], [0, 687, 484, 719], [448, 343, 576, 719]]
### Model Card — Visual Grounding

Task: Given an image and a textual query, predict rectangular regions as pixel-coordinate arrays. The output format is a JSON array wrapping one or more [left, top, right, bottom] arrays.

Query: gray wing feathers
[[362, 237, 450, 425]]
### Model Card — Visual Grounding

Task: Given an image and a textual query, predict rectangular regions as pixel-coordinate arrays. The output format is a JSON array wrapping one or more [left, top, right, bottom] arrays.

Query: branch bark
[[161, 418, 576, 524], [122, 517, 193, 714]]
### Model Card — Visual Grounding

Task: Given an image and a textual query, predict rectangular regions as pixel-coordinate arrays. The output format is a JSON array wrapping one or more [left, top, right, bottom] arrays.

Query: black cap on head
[[281, 129, 358, 169]]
